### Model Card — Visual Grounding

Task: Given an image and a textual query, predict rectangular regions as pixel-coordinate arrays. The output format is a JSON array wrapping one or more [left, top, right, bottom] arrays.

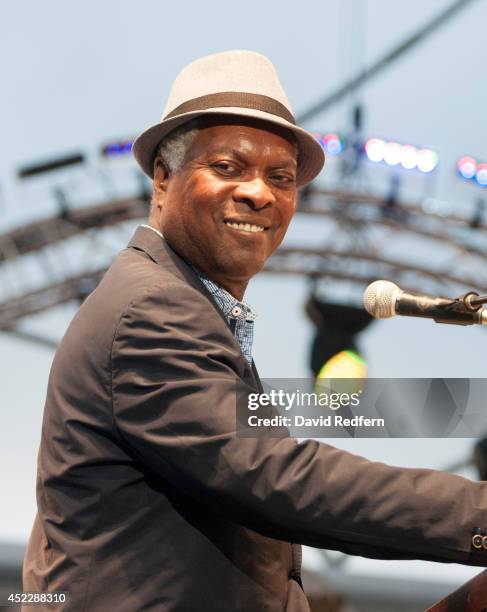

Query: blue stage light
[[457, 156, 477, 181], [323, 133, 344, 156], [101, 139, 134, 158], [476, 163, 487, 186], [313, 132, 345, 156]]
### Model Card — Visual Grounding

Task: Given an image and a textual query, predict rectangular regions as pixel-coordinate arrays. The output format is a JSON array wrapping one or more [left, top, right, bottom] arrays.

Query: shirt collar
[[141, 224, 163, 240], [190, 266, 257, 322]]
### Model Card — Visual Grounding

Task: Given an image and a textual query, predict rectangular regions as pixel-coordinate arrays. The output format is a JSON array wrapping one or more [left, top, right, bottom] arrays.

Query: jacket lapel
[[127, 226, 260, 388]]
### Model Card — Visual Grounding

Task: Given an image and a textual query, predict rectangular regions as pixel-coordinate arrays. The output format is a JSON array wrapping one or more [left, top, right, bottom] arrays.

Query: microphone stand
[[460, 292, 487, 311]]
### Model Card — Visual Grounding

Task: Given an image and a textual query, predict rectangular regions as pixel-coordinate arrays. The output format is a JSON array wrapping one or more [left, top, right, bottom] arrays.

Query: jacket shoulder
[[62, 245, 215, 353], [98, 246, 176, 306], [53, 247, 186, 372]]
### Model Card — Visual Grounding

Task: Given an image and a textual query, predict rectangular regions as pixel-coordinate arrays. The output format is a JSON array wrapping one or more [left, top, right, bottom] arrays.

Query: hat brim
[[132, 107, 325, 188]]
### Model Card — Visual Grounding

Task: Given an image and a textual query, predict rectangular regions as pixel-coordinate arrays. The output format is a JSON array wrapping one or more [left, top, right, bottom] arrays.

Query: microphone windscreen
[[364, 280, 400, 319]]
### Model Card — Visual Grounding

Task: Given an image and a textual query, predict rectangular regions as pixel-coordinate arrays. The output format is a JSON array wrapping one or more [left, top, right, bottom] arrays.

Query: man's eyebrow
[[270, 158, 298, 170], [209, 147, 298, 169], [208, 147, 248, 163]]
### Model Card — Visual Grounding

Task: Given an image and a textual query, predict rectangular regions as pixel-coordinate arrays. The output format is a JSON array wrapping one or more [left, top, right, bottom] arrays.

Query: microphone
[[364, 280, 487, 326]]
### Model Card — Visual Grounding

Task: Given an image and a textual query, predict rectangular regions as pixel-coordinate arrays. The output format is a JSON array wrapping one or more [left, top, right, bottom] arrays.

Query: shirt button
[[231, 306, 242, 317]]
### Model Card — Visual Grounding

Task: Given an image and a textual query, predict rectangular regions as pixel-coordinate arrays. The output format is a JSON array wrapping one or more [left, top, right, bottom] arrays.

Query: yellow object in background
[[314, 350, 367, 397], [317, 349, 367, 380]]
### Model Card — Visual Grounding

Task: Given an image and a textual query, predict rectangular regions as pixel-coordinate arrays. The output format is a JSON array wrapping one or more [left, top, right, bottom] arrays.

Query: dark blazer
[[23, 226, 487, 612]]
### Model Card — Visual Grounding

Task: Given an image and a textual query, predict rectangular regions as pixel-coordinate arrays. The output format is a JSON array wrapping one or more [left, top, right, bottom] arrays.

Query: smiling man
[[150, 116, 299, 301], [23, 50, 487, 612]]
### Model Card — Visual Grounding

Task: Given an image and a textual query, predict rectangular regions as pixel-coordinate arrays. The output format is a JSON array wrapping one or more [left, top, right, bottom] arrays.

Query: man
[[23, 50, 487, 612]]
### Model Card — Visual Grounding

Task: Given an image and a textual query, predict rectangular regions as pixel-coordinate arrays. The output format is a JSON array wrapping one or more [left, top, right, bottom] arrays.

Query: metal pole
[[297, 0, 480, 123]]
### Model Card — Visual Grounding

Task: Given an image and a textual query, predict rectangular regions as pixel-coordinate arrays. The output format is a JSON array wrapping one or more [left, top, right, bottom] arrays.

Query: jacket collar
[[126, 225, 262, 389]]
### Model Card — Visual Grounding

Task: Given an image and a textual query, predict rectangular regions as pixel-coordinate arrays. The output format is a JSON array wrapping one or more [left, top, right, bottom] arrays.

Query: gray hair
[[155, 119, 202, 175], [154, 116, 300, 176]]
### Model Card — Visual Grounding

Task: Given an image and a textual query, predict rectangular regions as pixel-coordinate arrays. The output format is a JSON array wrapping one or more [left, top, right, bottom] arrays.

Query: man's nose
[[232, 178, 276, 209]]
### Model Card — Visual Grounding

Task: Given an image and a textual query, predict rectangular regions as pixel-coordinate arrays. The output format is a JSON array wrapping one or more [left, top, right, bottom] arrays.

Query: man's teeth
[[225, 222, 265, 233]]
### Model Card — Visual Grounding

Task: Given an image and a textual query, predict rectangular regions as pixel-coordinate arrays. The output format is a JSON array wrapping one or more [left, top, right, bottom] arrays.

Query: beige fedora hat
[[132, 50, 325, 187]]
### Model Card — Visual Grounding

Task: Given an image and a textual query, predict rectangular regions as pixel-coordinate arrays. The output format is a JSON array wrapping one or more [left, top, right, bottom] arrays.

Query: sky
[[1, 0, 487, 592]]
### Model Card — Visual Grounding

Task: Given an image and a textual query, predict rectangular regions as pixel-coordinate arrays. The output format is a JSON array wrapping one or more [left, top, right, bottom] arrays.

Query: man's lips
[[223, 218, 271, 234]]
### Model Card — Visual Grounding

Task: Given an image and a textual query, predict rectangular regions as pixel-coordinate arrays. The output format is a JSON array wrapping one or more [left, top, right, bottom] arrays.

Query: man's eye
[[213, 162, 238, 174], [271, 174, 295, 184]]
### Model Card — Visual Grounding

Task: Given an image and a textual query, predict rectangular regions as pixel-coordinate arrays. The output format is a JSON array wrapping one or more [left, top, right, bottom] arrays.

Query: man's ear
[[152, 156, 170, 210]]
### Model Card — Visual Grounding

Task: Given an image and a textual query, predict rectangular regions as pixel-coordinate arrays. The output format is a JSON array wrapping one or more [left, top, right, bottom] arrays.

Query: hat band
[[164, 92, 295, 125]]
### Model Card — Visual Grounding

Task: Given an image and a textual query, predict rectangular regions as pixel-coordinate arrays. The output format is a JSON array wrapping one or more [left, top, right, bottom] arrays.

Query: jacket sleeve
[[111, 281, 487, 566]]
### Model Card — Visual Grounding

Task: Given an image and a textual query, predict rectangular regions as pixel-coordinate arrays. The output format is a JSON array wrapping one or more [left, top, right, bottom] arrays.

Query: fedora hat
[[132, 50, 325, 187]]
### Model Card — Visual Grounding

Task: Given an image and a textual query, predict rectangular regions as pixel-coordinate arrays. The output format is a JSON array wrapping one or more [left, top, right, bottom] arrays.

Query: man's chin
[[217, 258, 265, 281]]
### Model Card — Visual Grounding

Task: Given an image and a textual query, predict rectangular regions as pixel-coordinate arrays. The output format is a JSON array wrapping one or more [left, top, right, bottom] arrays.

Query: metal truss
[[2, 186, 487, 334]]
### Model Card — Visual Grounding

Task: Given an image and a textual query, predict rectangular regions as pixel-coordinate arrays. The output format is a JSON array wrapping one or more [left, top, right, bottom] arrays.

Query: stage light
[[317, 349, 367, 380], [323, 133, 344, 156], [364, 137, 438, 173], [364, 138, 385, 162], [18, 153, 85, 178], [417, 148, 438, 173], [456, 156, 487, 187], [457, 156, 477, 180], [313, 132, 345, 156], [476, 163, 487, 187], [101, 139, 134, 158], [400, 145, 418, 170], [384, 142, 402, 166]]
